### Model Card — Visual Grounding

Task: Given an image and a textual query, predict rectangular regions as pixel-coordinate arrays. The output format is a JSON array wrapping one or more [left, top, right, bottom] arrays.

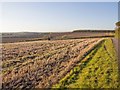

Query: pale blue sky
[[1, 2, 118, 32]]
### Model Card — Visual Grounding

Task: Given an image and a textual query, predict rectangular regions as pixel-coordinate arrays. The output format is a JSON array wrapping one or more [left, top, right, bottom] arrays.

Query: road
[[112, 38, 120, 64], [112, 38, 120, 73], [112, 38, 118, 55]]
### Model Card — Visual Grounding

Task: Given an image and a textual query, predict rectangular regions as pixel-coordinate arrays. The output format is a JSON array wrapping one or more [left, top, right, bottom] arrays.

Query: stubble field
[[2, 38, 104, 88]]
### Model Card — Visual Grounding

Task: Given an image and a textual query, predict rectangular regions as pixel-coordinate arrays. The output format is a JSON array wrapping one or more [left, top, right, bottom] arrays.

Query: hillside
[[1, 30, 114, 43]]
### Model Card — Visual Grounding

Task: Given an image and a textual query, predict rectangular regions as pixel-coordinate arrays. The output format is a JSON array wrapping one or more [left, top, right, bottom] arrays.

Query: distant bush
[[116, 21, 120, 26], [115, 21, 120, 39]]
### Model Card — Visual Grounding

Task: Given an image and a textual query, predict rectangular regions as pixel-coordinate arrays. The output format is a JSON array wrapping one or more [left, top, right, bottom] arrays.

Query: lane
[[112, 38, 120, 87], [112, 38, 120, 73]]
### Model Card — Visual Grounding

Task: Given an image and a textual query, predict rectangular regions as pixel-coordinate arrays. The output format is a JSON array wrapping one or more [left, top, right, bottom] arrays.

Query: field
[[1, 37, 120, 89], [1, 30, 119, 89], [1, 38, 103, 88]]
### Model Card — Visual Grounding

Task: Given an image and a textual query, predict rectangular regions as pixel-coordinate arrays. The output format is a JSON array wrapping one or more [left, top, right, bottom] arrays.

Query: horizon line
[[1, 29, 115, 33]]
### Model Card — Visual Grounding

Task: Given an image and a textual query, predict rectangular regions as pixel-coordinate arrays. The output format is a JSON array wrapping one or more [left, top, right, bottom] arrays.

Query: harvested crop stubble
[[2, 38, 103, 88]]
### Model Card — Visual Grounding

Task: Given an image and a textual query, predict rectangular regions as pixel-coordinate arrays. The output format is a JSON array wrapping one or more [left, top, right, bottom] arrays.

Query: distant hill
[[2, 32, 43, 38], [73, 30, 115, 32], [1, 30, 115, 43]]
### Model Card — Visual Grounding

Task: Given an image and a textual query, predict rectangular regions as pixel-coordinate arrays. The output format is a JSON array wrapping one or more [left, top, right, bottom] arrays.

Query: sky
[[1, 2, 118, 32]]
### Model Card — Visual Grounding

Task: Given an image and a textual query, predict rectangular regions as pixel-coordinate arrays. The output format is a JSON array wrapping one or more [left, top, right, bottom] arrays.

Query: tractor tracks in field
[[51, 38, 105, 88], [2, 38, 104, 89]]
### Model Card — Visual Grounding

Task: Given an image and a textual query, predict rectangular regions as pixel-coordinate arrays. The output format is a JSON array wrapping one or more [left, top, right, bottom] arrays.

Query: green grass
[[52, 39, 119, 88]]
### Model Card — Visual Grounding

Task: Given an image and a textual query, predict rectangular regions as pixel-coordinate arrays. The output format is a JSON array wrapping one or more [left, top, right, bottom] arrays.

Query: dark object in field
[[48, 37, 51, 40]]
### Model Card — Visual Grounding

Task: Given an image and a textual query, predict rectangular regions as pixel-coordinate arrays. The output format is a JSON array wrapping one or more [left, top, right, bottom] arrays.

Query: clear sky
[[1, 2, 118, 32]]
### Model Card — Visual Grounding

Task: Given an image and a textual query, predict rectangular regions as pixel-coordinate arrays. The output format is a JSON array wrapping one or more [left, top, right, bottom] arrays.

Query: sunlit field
[[1, 38, 119, 88]]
